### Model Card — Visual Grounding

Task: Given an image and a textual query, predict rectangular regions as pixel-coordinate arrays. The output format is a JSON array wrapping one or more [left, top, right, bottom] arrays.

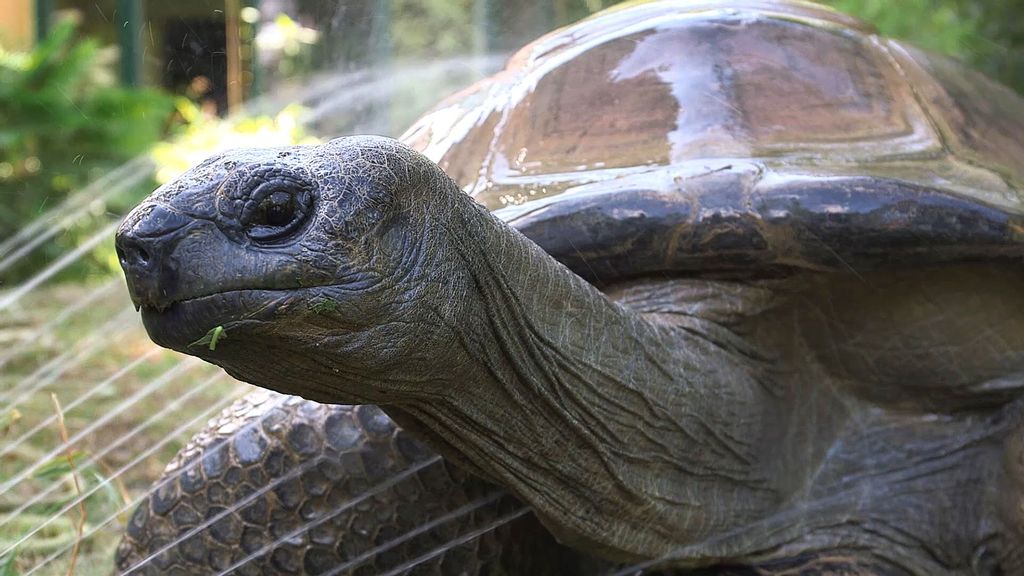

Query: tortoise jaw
[[139, 292, 235, 353], [139, 290, 291, 355]]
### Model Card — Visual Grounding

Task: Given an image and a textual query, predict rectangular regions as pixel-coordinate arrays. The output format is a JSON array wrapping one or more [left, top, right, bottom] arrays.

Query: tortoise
[[113, 0, 1024, 574]]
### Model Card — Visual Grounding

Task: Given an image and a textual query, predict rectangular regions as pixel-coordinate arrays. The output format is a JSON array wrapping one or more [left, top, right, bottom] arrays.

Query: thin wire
[[0, 372, 232, 533], [0, 308, 135, 407], [0, 277, 121, 370], [197, 456, 445, 576], [377, 507, 531, 576], [305, 55, 505, 125], [0, 358, 199, 498], [0, 162, 154, 274], [0, 349, 158, 463], [0, 156, 153, 261], [19, 382, 248, 575], [322, 492, 506, 576], [0, 220, 121, 312]]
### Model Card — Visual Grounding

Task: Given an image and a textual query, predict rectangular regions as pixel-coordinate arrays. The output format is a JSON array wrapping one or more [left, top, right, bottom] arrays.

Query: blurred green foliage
[[150, 101, 316, 186], [0, 20, 175, 243], [825, 0, 1023, 94], [389, 0, 615, 56], [0, 20, 315, 286], [392, 0, 474, 58]]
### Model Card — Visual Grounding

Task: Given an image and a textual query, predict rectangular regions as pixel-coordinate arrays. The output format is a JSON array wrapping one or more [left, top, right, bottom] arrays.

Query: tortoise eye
[[242, 182, 314, 243], [256, 190, 296, 228]]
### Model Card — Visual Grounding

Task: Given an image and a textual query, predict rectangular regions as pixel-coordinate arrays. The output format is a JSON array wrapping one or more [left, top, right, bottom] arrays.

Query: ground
[[0, 280, 246, 575]]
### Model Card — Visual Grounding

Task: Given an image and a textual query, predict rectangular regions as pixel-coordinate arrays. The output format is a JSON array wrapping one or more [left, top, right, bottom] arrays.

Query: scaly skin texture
[[115, 390, 604, 575], [115, 137, 1024, 574]]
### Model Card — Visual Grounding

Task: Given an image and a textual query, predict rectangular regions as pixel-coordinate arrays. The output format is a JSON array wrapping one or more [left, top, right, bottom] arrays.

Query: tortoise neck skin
[[386, 175, 782, 560]]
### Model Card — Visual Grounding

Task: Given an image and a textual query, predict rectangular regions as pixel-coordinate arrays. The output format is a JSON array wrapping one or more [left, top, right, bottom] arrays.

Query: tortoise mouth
[[139, 289, 295, 354]]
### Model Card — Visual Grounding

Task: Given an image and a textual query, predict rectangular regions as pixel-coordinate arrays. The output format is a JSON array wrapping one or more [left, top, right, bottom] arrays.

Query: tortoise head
[[116, 136, 475, 404]]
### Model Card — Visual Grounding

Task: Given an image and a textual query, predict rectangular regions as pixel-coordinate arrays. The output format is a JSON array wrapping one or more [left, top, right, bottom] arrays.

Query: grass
[[0, 279, 248, 575]]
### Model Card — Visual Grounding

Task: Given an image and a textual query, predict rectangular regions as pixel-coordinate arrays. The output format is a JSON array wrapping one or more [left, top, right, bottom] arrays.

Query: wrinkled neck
[[391, 193, 779, 561]]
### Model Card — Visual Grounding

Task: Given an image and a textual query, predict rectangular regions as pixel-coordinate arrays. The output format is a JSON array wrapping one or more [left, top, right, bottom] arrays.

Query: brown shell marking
[[402, 0, 1024, 283]]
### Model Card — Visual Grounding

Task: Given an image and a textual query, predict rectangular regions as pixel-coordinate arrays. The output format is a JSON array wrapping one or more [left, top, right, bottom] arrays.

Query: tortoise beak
[[115, 202, 192, 312]]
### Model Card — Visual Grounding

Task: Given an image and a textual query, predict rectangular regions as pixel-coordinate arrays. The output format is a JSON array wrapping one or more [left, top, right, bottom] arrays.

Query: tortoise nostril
[[115, 202, 189, 311], [116, 234, 156, 271]]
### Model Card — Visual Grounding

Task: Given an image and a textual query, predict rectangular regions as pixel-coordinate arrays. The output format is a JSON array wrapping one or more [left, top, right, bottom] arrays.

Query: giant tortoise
[[113, 1, 1024, 574]]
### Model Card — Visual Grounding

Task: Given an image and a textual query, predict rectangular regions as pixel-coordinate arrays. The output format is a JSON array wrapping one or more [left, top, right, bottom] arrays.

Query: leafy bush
[[0, 24, 317, 286], [151, 101, 316, 186], [826, 0, 1023, 94], [0, 20, 175, 258]]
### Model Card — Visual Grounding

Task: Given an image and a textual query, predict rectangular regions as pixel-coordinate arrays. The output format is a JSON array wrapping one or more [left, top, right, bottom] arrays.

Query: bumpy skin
[[114, 2, 1024, 574], [115, 391, 601, 575]]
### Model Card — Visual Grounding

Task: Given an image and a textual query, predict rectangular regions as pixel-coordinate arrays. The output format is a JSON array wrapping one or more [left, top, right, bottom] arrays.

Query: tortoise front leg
[[115, 391, 601, 575]]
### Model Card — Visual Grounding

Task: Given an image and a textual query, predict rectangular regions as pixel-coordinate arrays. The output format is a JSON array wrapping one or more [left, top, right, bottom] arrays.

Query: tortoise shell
[[402, 0, 1024, 283]]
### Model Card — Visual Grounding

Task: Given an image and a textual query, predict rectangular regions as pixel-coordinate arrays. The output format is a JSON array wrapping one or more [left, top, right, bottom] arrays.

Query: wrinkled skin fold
[[115, 136, 1024, 574]]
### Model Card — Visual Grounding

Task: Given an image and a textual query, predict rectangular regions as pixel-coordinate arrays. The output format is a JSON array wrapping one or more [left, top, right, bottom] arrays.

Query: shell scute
[[404, 0, 1024, 280]]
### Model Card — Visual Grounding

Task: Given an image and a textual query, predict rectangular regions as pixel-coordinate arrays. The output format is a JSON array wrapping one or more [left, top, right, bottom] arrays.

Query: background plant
[[828, 0, 1023, 93], [0, 19, 316, 286], [0, 20, 174, 284]]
